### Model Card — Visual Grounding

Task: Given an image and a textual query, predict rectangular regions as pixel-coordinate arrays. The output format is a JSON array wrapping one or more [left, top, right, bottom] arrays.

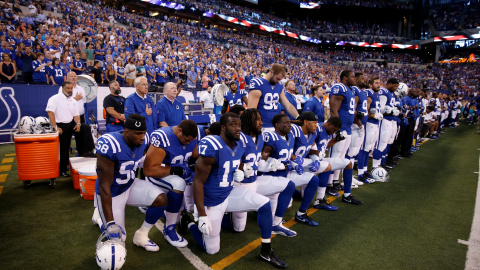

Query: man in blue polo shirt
[[156, 82, 187, 127], [283, 79, 298, 120], [303, 84, 325, 123], [124, 76, 157, 134]]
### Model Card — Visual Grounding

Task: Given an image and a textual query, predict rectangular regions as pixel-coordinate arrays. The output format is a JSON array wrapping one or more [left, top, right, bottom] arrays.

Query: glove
[[374, 112, 383, 121], [369, 108, 377, 114], [308, 160, 320, 172], [393, 107, 400, 116], [335, 131, 345, 142], [198, 216, 213, 236], [243, 163, 254, 178], [106, 221, 126, 241], [185, 173, 194, 184], [180, 164, 193, 179], [318, 151, 326, 159], [294, 164, 304, 175], [233, 169, 245, 183], [382, 106, 392, 115], [292, 156, 304, 166], [355, 110, 365, 119]]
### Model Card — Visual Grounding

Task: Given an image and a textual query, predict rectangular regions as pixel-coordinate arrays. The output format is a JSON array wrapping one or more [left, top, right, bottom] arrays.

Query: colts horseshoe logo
[[135, 121, 141, 127], [0, 87, 21, 129]]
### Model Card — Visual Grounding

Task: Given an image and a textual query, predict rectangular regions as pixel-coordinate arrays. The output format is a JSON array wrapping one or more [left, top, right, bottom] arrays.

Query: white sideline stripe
[[458, 239, 469, 245], [155, 220, 212, 270], [464, 155, 480, 270]]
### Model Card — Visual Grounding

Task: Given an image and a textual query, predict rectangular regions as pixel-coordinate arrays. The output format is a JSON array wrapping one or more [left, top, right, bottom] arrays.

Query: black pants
[[23, 71, 33, 84], [401, 117, 416, 155], [57, 121, 95, 173]]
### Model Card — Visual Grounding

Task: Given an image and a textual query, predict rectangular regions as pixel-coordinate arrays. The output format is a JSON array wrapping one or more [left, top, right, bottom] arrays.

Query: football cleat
[[164, 224, 188, 248], [341, 182, 358, 189], [272, 223, 297, 237], [133, 230, 159, 252], [358, 174, 375, 184], [382, 163, 394, 170], [326, 187, 340, 197], [332, 182, 343, 191], [260, 248, 287, 269], [295, 212, 318, 226], [353, 178, 364, 186], [313, 198, 338, 211], [342, 195, 363, 205]]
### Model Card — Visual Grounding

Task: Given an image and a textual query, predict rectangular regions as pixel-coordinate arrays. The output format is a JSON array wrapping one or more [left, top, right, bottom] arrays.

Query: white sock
[[165, 211, 179, 227], [273, 216, 283, 226], [296, 211, 305, 216], [316, 187, 326, 200], [344, 192, 351, 197], [261, 238, 271, 243], [138, 221, 153, 234]]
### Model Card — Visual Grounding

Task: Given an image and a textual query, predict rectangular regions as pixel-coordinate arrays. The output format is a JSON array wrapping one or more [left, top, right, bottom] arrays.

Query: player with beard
[[248, 64, 299, 132], [186, 113, 287, 268], [357, 77, 383, 183], [221, 81, 248, 114]]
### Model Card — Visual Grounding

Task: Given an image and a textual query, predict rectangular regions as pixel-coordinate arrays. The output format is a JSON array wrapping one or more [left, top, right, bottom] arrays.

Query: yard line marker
[[458, 239, 469, 245], [2, 158, 14, 163], [5, 153, 15, 157], [0, 174, 6, 182], [155, 220, 212, 270], [464, 155, 480, 270], [0, 165, 11, 172], [211, 191, 343, 270]]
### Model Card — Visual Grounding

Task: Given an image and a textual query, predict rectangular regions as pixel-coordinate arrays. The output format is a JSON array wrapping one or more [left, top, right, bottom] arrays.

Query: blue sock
[[363, 150, 369, 169], [299, 175, 319, 212], [343, 168, 353, 194], [275, 181, 295, 218], [318, 171, 330, 188], [166, 190, 183, 213], [357, 150, 367, 175], [145, 206, 167, 225], [257, 202, 273, 239], [221, 213, 233, 230], [373, 148, 382, 160], [189, 224, 206, 251]]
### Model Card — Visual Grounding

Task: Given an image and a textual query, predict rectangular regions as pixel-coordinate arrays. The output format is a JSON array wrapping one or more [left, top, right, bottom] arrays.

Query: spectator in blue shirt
[[186, 66, 197, 90], [156, 82, 186, 127], [70, 52, 85, 75]]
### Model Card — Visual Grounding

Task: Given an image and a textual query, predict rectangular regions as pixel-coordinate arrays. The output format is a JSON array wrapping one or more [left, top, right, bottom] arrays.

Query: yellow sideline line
[[5, 153, 15, 157], [210, 192, 344, 270], [0, 165, 11, 172], [2, 158, 14, 163], [0, 174, 6, 182]]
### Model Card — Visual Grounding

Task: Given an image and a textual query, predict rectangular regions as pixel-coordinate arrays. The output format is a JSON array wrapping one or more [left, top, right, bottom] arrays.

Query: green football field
[[0, 124, 478, 270]]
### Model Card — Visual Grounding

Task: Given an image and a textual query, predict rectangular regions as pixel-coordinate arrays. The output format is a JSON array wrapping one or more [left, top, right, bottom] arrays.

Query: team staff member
[[58, 72, 86, 123], [125, 76, 156, 135], [282, 79, 298, 120], [46, 81, 95, 177], [303, 84, 326, 123], [103, 80, 125, 133], [156, 82, 186, 127]]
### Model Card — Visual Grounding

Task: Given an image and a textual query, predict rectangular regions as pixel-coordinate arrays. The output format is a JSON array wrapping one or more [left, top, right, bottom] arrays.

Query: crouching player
[[313, 116, 363, 205], [188, 113, 287, 268], [143, 120, 199, 248], [95, 114, 168, 252]]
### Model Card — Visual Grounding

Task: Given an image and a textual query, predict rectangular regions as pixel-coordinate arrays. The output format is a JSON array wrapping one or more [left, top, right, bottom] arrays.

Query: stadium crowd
[[431, 0, 480, 31]]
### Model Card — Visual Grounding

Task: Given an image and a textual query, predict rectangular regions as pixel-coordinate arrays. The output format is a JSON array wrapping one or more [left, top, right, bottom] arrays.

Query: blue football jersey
[[146, 127, 197, 187], [315, 124, 331, 155], [330, 83, 355, 134], [366, 89, 380, 124], [95, 132, 149, 197], [354, 86, 368, 126], [198, 135, 245, 207], [291, 124, 316, 159], [379, 87, 396, 121], [224, 89, 247, 107], [249, 77, 283, 128], [197, 125, 207, 141], [239, 132, 263, 184], [263, 131, 294, 177]]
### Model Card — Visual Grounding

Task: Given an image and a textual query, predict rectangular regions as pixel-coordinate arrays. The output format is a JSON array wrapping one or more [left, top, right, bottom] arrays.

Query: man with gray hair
[[124, 76, 157, 134]]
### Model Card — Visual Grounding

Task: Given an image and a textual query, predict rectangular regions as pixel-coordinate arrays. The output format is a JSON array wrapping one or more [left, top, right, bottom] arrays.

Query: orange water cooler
[[14, 133, 59, 189], [69, 157, 96, 190], [78, 166, 97, 200]]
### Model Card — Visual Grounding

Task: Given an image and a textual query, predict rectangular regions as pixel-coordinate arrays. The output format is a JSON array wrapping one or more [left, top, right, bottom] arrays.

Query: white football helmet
[[33, 116, 50, 134], [96, 232, 127, 270], [18, 116, 35, 134], [371, 167, 389, 183], [395, 83, 408, 98]]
